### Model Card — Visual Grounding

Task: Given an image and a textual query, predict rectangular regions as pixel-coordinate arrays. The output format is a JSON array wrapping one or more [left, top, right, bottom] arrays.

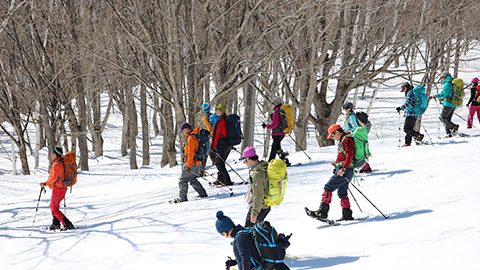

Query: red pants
[[468, 105, 480, 128], [50, 187, 67, 224]]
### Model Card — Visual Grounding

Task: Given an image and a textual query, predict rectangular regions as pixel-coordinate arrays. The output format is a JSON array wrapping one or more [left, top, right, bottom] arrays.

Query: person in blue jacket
[[216, 211, 289, 270], [396, 82, 425, 146], [431, 71, 459, 137]]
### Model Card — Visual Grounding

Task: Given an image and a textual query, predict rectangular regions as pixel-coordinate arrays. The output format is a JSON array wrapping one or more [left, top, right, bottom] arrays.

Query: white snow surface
[[2, 50, 480, 269]]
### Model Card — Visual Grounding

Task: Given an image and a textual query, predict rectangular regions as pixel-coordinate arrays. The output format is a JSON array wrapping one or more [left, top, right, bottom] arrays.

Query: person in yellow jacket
[[173, 123, 208, 203]]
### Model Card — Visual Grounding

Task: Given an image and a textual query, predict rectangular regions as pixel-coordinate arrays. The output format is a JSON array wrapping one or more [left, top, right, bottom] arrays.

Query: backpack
[[61, 151, 78, 187], [345, 126, 371, 168], [448, 78, 465, 106], [280, 104, 294, 134], [475, 86, 480, 103], [194, 129, 210, 162], [225, 114, 242, 146], [265, 159, 288, 207], [239, 221, 291, 270], [355, 111, 369, 126], [411, 85, 429, 115]]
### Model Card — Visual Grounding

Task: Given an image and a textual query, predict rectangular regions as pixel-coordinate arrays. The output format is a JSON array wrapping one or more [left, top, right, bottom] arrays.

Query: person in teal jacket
[[431, 71, 459, 137]]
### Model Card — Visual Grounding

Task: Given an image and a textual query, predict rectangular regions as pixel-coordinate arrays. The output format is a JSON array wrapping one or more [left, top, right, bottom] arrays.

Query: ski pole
[[193, 169, 234, 197], [213, 151, 248, 184], [30, 187, 46, 234], [348, 188, 363, 213], [348, 181, 388, 219], [288, 134, 312, 161], [454, 111, 475, 128], [398, 112, 402, 148], [420, 122, 434, 143]]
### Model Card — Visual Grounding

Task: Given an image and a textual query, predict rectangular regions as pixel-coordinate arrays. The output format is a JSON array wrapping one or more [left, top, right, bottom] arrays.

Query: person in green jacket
[[241, 146, 270, 227], [431, 71, 459, 137]]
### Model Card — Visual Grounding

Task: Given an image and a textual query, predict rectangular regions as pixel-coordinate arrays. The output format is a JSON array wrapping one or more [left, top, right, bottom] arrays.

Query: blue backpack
[[194, 129, 211, 162], [237, 221, 291, 269], [225, 114, 242, 146], [412, 85, 428, 115]]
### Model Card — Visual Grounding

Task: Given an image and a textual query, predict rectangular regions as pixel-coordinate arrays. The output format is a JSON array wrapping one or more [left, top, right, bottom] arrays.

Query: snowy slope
[[2, 50, 480, 269]]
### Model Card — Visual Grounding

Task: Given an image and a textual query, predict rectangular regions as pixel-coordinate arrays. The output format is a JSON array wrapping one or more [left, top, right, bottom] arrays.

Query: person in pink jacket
[[262, 97, 287, 162], [466, 77, 480, 128]]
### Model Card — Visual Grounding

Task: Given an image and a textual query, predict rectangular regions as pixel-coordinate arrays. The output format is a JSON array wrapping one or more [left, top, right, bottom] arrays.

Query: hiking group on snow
[[35, 71, 480, 270]]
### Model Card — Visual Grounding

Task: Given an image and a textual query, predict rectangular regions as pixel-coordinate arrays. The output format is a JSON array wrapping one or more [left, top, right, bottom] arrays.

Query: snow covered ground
[[2, 50, 480, 269]]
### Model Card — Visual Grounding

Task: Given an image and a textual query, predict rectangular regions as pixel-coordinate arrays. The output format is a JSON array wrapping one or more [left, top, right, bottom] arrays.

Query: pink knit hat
[[241, 146, 257, 159], [472, 77, 479, 84]]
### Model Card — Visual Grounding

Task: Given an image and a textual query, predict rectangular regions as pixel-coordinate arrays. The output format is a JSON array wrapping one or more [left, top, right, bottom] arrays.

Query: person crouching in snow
[[308, 124, 354, 220], [240, 146, 271, 227], [172, 123, 208, 203], [39, 147, 75, 230], [216, 211, 290, 270]]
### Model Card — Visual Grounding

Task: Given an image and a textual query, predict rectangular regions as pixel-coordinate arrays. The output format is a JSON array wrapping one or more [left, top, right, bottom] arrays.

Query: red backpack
[[61, 151, 78, 187]]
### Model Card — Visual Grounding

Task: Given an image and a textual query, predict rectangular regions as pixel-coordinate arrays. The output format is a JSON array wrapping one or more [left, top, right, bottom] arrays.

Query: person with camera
[[240, 146, 271, 227], [216, 211, 290, 270]]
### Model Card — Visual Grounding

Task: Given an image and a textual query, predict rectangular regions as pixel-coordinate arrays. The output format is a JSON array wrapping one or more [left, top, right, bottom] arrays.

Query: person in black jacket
[[216, 211, 289, 270], [466, 77, 480, 128]]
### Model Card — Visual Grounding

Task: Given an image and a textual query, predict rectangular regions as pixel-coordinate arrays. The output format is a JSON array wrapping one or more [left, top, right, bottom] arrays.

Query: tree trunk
[[126, 87, 138, 170], [152, 92, 160, 137], [140, 81, 150, 166], [160, 98, 178, 168], [241, 80, 256, 149], [91, 88, 103, 157]]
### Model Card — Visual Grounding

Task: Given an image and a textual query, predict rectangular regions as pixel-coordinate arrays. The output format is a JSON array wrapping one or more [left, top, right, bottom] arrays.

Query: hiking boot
[[212, 180, 224, 186], [401, 143, 411, 147], [62, 217, 75, 230], [172, 198, 186, 203], [414, 133, 424, 141], [341, 208, 354, 221], [450, 125, 459, 135], [49, 217, 61, 231], [359, 163, 372, 174], [285, 158, 292, 167], [318, 202, 330, 219], [197, 194, 208, 199]]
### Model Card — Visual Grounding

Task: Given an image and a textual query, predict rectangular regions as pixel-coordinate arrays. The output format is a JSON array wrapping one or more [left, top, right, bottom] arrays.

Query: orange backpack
[[61, 151, 78, 187]]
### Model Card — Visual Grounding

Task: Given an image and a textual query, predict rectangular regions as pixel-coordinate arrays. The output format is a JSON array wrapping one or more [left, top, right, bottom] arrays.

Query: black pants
[[213, 142, 233, 185], [245, 207, 271, 228], [403, 116, 422, 145], [268, 135, 285, 162], [440, 106, 457, 135]]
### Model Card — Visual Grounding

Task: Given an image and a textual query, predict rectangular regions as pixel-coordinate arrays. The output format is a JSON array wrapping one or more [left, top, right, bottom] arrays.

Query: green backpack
[[265, 159, 288, 207], [346, 126, 371, 168]]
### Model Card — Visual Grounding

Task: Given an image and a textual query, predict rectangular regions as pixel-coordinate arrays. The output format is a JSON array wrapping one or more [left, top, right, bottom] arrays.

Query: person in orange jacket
[[173, 123, 208, 203], [39, 147, 75, 230]]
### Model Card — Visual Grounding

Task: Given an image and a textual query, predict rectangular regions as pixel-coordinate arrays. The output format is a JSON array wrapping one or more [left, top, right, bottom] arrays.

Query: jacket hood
[[412, 85, 426, 94], [443, 75, 453, 83], [252, 160, 269, 173]]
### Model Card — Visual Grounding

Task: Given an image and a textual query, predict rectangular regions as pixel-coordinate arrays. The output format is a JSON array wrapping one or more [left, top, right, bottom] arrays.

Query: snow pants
[[213, 142, 233, 186], [467, 105, 480, 128], [321, 168, 354, 208], [268, 135, 285, 162], [179, 165, 207, 201], [403, 116, 422, 144], [50, 187, 67, 224], [440, 106, 457, 135]]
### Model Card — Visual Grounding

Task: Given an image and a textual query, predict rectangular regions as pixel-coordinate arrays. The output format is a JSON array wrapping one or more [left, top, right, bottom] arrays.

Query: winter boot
[[318, 202, 330, 218], [49, 217, 61, 231], [285, 158, 292, 167], [341, 208, 354, 221], [401, 143, 411, 147], [62, 217, 75, 230], [414, 133, 424, 142], [359, 163, 372, 173], [450, 124, 459, 135]]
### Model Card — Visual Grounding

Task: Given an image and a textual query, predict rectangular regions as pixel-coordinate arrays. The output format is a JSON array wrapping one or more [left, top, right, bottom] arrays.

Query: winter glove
[[225, 257, 237, 270], [184, 166, 191, 172], [262, 123, 266, 129], [396, 107, 401, 113]]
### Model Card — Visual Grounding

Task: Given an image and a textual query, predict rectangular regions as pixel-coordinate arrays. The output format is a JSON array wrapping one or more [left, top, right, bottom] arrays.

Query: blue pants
[[324, 168, 354, 198]]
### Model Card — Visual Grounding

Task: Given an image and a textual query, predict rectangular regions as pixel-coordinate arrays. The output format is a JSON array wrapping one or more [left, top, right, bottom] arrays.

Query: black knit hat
[[180, 122, 192, 131], [51, 147, 63, 157]]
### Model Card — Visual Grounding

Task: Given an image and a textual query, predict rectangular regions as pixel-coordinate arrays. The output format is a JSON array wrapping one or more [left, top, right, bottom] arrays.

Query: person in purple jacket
[[262, 97, 287, 162]]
